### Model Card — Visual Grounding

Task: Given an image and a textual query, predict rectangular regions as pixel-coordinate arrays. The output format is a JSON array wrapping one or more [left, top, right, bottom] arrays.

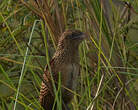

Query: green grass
[[0, 0, 138, 110]]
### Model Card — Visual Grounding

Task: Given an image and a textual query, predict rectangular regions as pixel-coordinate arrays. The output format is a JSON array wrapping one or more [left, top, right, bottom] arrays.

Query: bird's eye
[[64, 30, 84, 40], [70, 31, 83, 39], [72, 31, 83, 36]]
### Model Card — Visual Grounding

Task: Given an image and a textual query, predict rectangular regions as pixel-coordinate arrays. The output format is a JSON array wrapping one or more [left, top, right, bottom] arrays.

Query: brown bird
[[39, 30, 87, 110]]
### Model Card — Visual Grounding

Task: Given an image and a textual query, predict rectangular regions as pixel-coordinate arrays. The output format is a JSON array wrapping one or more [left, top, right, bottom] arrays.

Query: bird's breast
[[61, 63, 79, 91]]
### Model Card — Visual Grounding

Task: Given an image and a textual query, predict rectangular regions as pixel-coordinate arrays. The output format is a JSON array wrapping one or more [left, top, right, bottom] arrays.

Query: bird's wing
[[40, 58, 56, 95], [44, 58, 59, 85], [39, 58, 58, 109]]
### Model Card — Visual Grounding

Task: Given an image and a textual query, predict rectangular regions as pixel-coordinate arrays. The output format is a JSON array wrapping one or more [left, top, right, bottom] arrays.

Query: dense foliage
[[0, 0, 138, 110]]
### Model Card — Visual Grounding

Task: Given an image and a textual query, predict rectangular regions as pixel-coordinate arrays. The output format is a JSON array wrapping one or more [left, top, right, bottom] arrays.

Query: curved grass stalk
[[13, 20, 40, 110]]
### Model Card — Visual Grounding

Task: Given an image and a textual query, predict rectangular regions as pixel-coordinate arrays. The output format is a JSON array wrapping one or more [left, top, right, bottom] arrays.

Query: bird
[[39, 30, 87, 110]]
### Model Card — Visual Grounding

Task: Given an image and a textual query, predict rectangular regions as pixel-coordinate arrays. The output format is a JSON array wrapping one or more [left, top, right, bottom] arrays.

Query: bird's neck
[[55, 46, 79, 64], [67, 47, 79, 62]]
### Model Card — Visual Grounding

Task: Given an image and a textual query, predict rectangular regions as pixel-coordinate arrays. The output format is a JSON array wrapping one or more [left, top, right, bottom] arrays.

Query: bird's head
[[57, 30, 87, 50]]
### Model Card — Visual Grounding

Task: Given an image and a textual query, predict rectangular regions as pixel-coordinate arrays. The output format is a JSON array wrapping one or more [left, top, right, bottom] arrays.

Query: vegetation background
[[0, 0, 138, 110]]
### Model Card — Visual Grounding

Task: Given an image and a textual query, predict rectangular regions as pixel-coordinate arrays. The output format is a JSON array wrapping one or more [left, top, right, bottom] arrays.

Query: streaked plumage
[[39, 30, 86, 110]]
